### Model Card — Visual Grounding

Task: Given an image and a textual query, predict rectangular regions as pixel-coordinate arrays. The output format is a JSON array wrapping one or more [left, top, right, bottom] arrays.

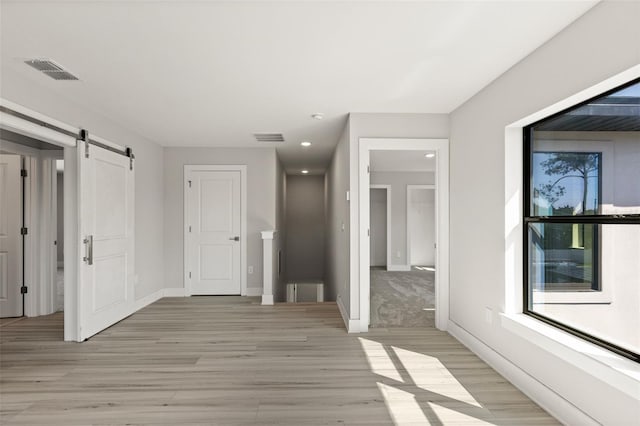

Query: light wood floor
[[0, 297, 558, 425]]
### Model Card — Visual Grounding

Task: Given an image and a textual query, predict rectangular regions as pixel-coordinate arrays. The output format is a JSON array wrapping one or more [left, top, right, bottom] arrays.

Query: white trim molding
[[358, 138, 450, 332], [386, 265, 411, 272], [337, 295, 361, 333], [448, 320, 599, 426], [183, 165, 248, 297]]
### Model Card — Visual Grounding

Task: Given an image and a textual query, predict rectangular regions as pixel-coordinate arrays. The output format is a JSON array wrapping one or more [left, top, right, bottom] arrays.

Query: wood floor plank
[[0, 296, 558, 425]]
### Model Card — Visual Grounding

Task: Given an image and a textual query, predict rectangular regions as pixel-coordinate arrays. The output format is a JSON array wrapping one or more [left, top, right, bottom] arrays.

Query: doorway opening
[[0, 130, 63, 322], [368, 153, 436, 328], [358, 138, 449, 332]]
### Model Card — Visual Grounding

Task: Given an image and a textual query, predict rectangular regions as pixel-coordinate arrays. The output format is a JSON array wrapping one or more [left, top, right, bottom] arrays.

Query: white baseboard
[[134, 288, 164, 311], [261, 295, 274, 305], [162, 288, 186, 297], [447, 320, 597, 426], [337, 295, 361, 333], [387, 264, 411, 272], [246, 287, 262, 297]]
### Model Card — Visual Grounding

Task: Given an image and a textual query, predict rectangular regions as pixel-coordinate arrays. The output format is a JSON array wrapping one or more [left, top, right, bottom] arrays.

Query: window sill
[[500, 313, 639, 397], [531, 290, 612, 304]]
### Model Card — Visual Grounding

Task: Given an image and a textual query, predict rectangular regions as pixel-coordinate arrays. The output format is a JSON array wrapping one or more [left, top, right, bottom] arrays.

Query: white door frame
[[369, 184, 391, 269], [183, 165, 247, 297], [359, 138, 449, 331], [0, 139, 62, 318], [406, 184, 435, 267], [1, 98, 133, 341]]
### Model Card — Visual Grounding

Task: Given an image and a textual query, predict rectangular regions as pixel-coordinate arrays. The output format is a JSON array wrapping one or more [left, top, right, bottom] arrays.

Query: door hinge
[[80, 129, 90, 158], [126, 147, 134, 171], [189, 225, 192, 233], [20, 169, 27, 177], [20, 286, 28, 294], [367, 228, 370, 237], [188, 180, 192, 188], [367, 165, 370, 173], [189, 272, 192, 279], [20, 227, 28, 235]]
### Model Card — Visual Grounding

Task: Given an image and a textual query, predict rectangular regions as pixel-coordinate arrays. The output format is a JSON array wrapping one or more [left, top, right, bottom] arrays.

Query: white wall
[[325, 119, 350, 311], [370, 171, 434, 267], [348, 113, 449, 320], [1, 69, 166, 303], [448, 2, 640, 424], [285, 175, 325, 284], [163, 147, 277, 294]]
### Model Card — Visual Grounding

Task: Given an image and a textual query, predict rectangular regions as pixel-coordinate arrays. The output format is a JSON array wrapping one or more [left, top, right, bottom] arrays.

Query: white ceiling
[[370, 150, 435, 173], [0, 0, 597, 174]]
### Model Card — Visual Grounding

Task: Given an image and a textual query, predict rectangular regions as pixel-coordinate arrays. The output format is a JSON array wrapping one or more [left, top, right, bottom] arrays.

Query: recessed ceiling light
[[311, 113, 324, 120], [425, 153, 435, 158], [301, 170, 309, 174], [301, 141, 312, 147]]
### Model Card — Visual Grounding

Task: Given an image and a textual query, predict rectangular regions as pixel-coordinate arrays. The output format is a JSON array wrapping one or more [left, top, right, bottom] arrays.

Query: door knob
[[229, 236, 240, 241]]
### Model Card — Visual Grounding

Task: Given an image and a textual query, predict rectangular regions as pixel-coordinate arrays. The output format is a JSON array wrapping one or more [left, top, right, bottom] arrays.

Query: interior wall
[[325, 119, 350, 310], [448, 2, 640, 423], [56, 172, 64, 265], [274, 156, 287, 302], [285, 174, 325, 285], [163, 147, 277, 294], [369, 188, 387, 267], [0, 70, 166, 303], [370, 171, 434, 267], [409, 188, 435, 266]]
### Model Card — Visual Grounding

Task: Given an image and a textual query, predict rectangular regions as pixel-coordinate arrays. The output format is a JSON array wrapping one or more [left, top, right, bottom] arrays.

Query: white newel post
[[261, 230, 277, 305]]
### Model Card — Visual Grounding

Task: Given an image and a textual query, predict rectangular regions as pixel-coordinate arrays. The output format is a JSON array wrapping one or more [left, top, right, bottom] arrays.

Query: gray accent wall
[[325, 120, 350, 308], [274, 156, 287, 302], [163, 147, 278, 294], [285, 175, 325, 285], [448, 2, 639, 423]]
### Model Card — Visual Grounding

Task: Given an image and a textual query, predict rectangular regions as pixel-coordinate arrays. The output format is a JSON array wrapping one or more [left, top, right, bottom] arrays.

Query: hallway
[[0, 297, 557, 425]]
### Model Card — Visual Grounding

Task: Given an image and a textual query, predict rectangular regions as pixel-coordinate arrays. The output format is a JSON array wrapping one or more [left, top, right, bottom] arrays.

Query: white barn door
[[187, 170, 241, 295], [0, 154, 23, 318], [78, 143, 134, 340]]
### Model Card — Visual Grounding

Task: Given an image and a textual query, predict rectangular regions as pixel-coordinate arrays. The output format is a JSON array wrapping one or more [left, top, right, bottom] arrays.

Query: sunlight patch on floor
[[377, 382, 430, 425], [358, 338, 404, 382], [392, 346, 483, 408]]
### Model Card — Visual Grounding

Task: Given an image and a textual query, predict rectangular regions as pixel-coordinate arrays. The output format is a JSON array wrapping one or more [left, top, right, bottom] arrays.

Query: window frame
[[522, 78, 640, 363]]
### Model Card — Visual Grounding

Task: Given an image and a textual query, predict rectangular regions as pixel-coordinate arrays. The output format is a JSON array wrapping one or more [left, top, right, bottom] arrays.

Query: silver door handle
[[229, 236, 240, 241], [83, 235, 93, 265]]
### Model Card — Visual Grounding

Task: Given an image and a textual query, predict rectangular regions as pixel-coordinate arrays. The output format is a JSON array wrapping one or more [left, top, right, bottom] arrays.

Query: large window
[[524, 78, 640, 362]]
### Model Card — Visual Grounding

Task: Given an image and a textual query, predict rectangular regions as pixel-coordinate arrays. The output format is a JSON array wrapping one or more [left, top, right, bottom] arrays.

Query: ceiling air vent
[[24, 59, 79, 81], [253, 133, 285, 143]]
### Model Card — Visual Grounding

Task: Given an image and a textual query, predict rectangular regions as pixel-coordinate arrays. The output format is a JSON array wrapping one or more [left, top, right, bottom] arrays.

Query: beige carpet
[[370, 266, 435, 328]]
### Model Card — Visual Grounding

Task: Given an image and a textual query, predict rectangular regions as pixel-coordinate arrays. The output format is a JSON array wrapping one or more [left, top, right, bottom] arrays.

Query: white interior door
[[187, 170, 241, 295], [0, 154, 23, 318], [78, 144, 134, 340]]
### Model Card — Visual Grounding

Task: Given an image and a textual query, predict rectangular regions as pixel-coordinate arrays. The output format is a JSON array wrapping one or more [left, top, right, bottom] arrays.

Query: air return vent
[[24, 59, 79, 81], [253, 133, 285, 143]]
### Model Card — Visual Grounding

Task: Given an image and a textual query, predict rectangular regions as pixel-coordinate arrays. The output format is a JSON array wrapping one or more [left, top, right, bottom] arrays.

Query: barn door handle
[[83, 235, 93, 265], [229, 236, 240, 241]]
